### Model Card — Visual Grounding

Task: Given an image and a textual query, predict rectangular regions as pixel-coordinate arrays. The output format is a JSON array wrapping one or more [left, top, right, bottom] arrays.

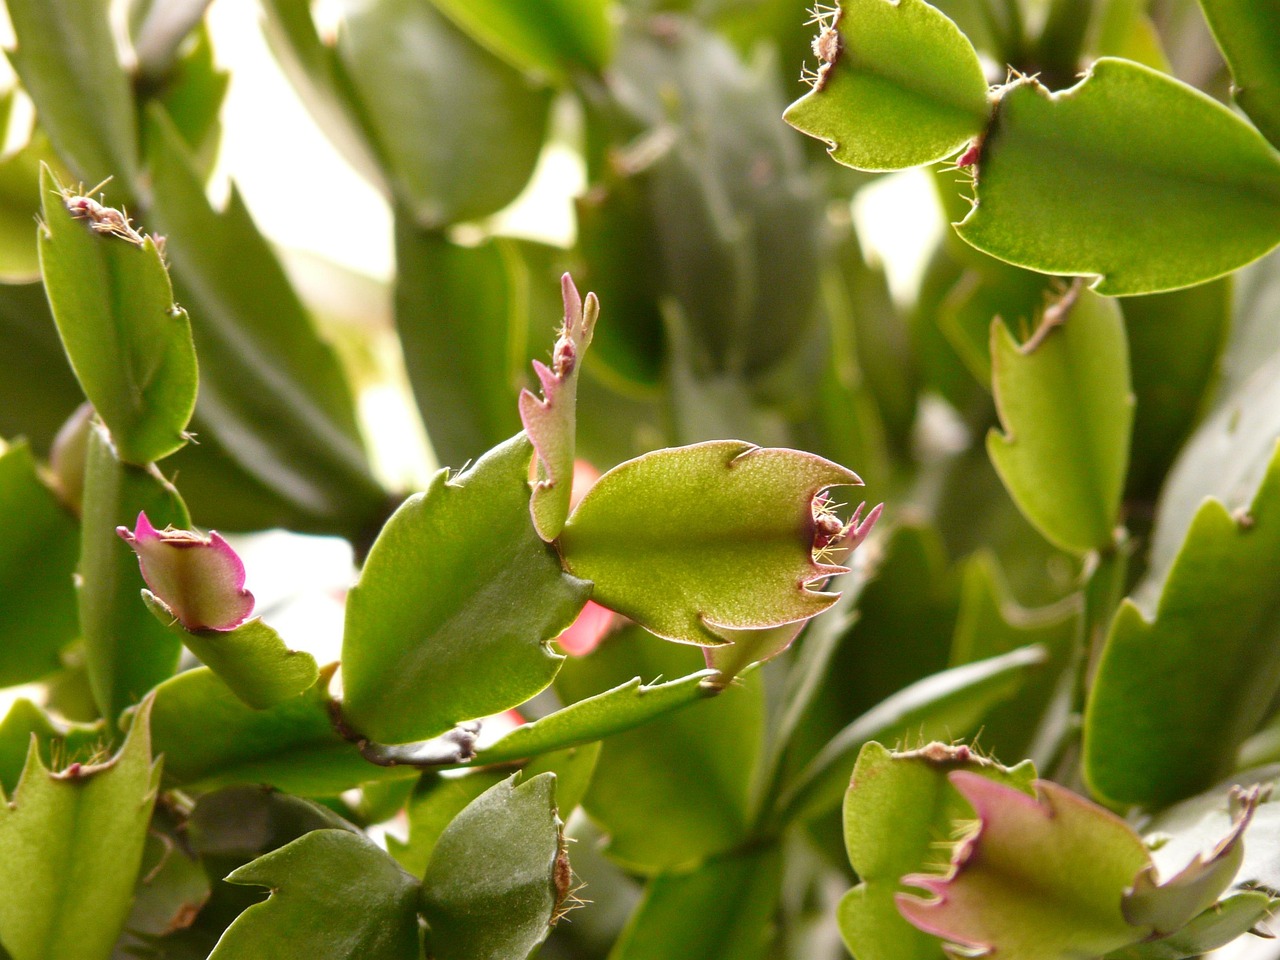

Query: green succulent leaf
[[0, 698, 159, 960], [560, 440, 861, 646], [987, 289, 1132, 554], [426, 0, 614, 82], [141, 593, 319, 710], [419, 772, 566, 960], [1084, 442, 1280, 807], [212, 829, 420, 960], [38, 166, 197, 466], [0, 699, 102, 800], [79, 423, 189, 722], [1107, 892, 1277, 960], [783, 0, 989, 170], [4, 0, 138, 186], [837, 742, 1036, 960], [0, 440, 78, 686], [957, 59, 1280, 295], [1198, 0, 1280, 150], [342, 433, 589, 744], [611, 846, 783, 960], [0, 282, 85, 451], [148, 665, 415, 795]]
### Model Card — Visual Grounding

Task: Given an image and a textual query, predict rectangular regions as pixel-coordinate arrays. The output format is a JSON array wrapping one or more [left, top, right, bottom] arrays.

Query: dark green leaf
[[342, 433, 588, 744], [987, 289, 1132, 554], [560, 441, 860, 645], [957, 60, 1280, 295], [1198, 0, 1280, 149], [0, 282, 84, 454], [1084, 443, 1280, 807], [420, 772, 565, 960], [145, 22, 230, 180], [4, 0, 138, 186], [0, 124, 46, 283], [141, 593, 319, 709], [0, 440, 78, 685], [129, 0, 215, 80], [79, 423, 188, 721], [610, 846, 783, 960], [0, 699, 159, 960], [783, 0, 989, 170], [38, 166, 197, 465], [212, 829, 420, 960]]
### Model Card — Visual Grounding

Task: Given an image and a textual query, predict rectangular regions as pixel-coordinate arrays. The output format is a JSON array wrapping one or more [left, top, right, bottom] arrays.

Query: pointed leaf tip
[[117, 511, 254, 631]]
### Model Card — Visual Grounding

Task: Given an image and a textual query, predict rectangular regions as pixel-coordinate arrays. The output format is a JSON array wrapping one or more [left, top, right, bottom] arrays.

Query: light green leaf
[[141, 593, 319, 709], [783, 0, 989, 171], [0, 700, 102, 798], [774, 645, 1045, 828], [337, 0, 552, 228], [4, 0, 138, 186], [475, 670, 716, 765], [0, 440, 78, 686], [1108, 892, 1276, 959], [129, 0, 214, 79], [38, 166, 197, 465], [148, 665, 414, 795], [79, 423, 188, 722], [0, 124, 47, 283], [555, 627, 763, 874], [837, 742, 1036, 960], [343, 433, 589, 744], [1198, 0, 1280, 150], [0, 698, 159, 960], [1085, 442, 1280, 807], [420, 772, 565, 960], [987, 289, 1132, 554], [213, 829, 420, 960], [610, 846, 783, 960], [427, 0, 614, 83], [957, 59, 1280, 295], [560, 441, 861, 646]]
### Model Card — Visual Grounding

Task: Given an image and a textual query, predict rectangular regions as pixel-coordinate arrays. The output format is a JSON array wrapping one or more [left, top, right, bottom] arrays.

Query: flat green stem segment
[[987, 289, 1132, 555], [837, 742, 1036, 960], [212, 829, 420, 960], [419, 773, 564, 960], [427, 0, 613, 82], [142, 593, 318, 710], [559, 441, 861, 646], [38, 167, 196, 465], [958, 59, 1280, 295], [783, 0, 989, 171], [0, 441, 78, 686], [1085, 442, 1280, 808], [342, 433, 588, 744], [148, 666, 414, 796], [0, 699, 159, 960], [774, 644, 1045, 828], [1198, 0, 1280, 150], [472, 670, 717, 764]]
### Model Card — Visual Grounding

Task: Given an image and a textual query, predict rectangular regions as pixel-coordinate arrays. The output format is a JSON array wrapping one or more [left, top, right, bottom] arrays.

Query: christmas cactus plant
[[1, 0, 1280, 958]]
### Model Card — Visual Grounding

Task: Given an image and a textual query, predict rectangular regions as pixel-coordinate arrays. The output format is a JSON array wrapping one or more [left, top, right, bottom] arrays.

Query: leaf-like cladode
[[611, 846, 783, 960], [1085, 443, 1280, 808], [987, 289, 1132, 554], [559, 440, 861, 646], [427, 0, 614, 82], [1198, 0, 1280, 150], [141, 593, 318, 710], [38, 166, 197, 466], [4, 0, 138, 185], [79, 423, 189, 722], [342, 433, 589, 744], [0, 700, 103, 797], [520, 274, 598, 541], [420, 773, 566, 960], [837, 742, 1036, 960], [211, 829, 420, 960], [957, 59, 1280, 295], [0, 441, 78, 686], [783, 0, 990, 171], [148, 665, 413, 795], [0, 699, 159, 960]]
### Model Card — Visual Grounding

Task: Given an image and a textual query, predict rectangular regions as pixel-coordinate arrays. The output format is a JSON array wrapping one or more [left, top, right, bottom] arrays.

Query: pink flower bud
[[116, 511, 254, 632]]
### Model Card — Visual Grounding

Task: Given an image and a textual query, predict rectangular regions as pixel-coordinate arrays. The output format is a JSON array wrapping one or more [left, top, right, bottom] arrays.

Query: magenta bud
[[116, 511, 254, 632]]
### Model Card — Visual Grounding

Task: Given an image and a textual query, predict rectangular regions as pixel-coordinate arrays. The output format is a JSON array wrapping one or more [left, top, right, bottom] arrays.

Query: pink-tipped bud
[[116, 511, 254, 632]]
